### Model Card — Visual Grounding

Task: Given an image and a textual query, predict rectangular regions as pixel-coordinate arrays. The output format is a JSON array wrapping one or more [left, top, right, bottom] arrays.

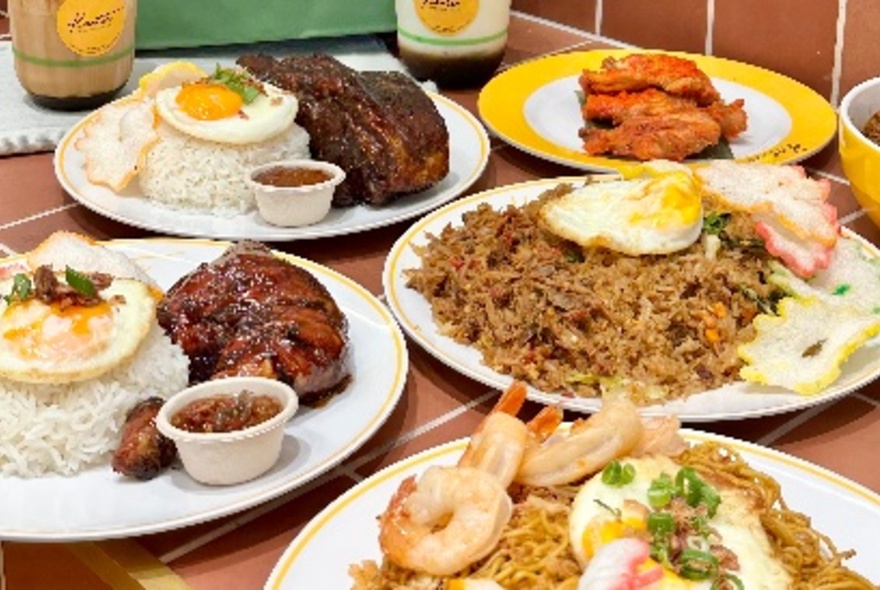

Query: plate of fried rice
[[53, 93, 489, 241], [0, 238, 407, 540], [264, 429, 880, 588], [382, 176, 880, 421]]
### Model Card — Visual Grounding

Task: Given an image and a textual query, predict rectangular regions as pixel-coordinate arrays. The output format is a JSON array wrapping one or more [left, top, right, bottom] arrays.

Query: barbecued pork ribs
[[157, 242, 350, 405], [237, 53, 449, 207]]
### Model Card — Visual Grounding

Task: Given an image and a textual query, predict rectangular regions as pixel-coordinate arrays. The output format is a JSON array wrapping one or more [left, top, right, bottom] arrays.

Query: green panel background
[[135, 1, 396, 49]]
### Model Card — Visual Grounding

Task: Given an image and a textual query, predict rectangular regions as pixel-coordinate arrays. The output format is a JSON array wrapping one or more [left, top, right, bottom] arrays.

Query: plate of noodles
[[383, 173, 880, 421], [264, 424, 880, 588], [478, 49, 836, 172], [0, 237, 407, 540], [54, 92, 489, 241]]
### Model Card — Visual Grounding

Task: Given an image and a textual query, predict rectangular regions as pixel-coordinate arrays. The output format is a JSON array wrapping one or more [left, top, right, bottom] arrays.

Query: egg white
[[539, 171, 704, 256], [569, 455, 791, 589], [155, 82, 297, 145], [0, 276, 158, 384]]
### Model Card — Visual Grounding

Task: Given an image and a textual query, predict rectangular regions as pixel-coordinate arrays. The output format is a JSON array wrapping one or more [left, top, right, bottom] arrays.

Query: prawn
[[630, 415, 687, 457], [577, 538, 663, 590], [378, 465, 512, 576], [458, 381, 530, 487], [515, 398, 644, 487]]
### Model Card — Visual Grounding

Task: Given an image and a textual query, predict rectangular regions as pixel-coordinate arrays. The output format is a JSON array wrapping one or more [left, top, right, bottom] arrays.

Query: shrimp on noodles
[[630, 415, 686, 457], [515, 398, 644, 487], [458, 382, 530, 487], [378, 466, 512, 576]]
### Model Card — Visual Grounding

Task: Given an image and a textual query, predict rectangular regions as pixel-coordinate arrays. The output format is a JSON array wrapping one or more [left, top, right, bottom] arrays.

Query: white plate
[[265, 430, 880, 588], [53, 94, 489, 241], [382, 178, 880, 422], [0, 238, 408, 541]]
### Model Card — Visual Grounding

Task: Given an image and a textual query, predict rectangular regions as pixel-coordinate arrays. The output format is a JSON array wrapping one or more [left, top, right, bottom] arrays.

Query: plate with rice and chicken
[[0, 233, 407, 540], [53, 58, 489, 240], [383, 160, 880, 421]]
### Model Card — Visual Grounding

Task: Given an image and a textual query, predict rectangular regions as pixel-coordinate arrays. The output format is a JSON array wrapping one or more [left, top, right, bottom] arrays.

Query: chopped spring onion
[[647, 511, 675, 537], [678, 548, 719, 580], [601, 461, 635, 487], [65, 266, 96, 297], [675, 467, 720, 517], [647, 473, 674, 509], [210, 65, 261, 104], [4, 273, 32, 304], [593, 499, 621, 518], [711, 573, 745, 590]]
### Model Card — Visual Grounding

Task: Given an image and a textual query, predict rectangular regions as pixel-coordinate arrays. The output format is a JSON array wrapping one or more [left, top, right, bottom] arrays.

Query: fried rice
[[404, 183, 782, 404]]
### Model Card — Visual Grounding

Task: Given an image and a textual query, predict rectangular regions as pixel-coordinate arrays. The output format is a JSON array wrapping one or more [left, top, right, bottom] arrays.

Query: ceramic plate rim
[[264, 428, 880, 588], [0, 237, 408, 541], [477, 49, 836, 172], [53, 93, 489, 241], [381, 177, 880, 422]]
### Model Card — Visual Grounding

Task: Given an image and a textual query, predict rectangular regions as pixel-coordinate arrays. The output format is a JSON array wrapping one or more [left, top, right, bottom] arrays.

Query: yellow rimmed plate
[[478, 49, 836, 171], [0, 238, 407, 541], [264, 430, 880, 588]]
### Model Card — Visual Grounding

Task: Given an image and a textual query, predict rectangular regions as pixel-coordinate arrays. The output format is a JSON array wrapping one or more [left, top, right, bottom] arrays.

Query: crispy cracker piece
[[755, 214, 834, 277], [75, 96, 159, 191], [769, 236, 880, 314], [738, 296, 880, 395]]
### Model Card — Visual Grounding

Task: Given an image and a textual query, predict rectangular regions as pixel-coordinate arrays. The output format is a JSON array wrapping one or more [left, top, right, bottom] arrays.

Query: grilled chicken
[[238, 53, 449, 207], [111, 397, 176, 481], [583, 89, 748, 139], [581, 110, 723, 161], [580, 54, 721, 106], [157, 242, 350, 404]]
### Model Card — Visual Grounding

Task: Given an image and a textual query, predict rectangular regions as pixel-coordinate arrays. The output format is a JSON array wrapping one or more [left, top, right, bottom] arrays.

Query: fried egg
[[569, 455, 791, 589], [155, 77, 297, 145], [539, 170, 703, 256], [0, 275, 158, 384]]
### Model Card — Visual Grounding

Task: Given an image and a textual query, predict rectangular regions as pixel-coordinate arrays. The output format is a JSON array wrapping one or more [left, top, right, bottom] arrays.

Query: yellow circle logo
[[415, 0, 479, 36], [56, 0, 127, 57]]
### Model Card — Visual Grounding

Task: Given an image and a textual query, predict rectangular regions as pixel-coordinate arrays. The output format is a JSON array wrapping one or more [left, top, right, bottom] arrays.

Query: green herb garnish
[[711, 573, 745, 590], [65, 266, 96, 297], [593, 498, 621, 518], [647, 473, 675, 509], [209, 65, 262, 104], [601, 460, 636, 487], [679, 548, 720, 580], [703, 212, 731, 236], [4, 273, 32, 304], [647, 511, 675, 537]]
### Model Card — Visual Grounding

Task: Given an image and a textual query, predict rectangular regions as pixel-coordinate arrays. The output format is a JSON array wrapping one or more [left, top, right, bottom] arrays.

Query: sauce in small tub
[[254, 166, 333, 188], [171, 390, 284, 433]]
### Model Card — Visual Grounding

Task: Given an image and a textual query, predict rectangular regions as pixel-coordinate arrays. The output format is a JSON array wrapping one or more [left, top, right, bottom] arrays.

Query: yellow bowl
[[839, 77, 880, 227]]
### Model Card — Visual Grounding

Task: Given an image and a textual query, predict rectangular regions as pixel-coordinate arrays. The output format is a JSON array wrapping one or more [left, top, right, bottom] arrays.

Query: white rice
[[0, 324, 189, 478], [138, 121, 311, 215]]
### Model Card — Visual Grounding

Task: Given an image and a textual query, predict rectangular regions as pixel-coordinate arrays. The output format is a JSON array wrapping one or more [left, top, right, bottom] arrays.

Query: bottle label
[[56, 0, 127, 57], [414, 0, 479, 36]]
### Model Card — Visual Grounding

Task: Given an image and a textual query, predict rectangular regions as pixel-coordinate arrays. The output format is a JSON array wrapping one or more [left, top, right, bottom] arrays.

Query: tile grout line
[[830, 0, 848, 107], [704, 0, 716, 56], [159, 389, 499, 564], [756, 402, 832, 446], [853, 392, 879, 407], [0, 243, 17, 256], [511, 11, 634, 49], [157, 468, 341, 563], [840, 209, 865, 225], [0, 203, 80, 231], [808, 168, 850, 185]]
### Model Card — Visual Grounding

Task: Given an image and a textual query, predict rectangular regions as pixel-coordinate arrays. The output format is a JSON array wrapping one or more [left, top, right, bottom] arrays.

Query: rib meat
[[157, 242, 350, 405], [237, 53, 449, 207]]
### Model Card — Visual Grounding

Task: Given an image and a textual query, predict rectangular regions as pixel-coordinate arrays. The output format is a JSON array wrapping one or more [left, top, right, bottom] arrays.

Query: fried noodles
[[404, 184, 780, 404], [349, 442, 874, 589]]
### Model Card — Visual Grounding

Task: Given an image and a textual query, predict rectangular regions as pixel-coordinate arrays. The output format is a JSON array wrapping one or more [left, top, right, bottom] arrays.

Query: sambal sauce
[[253, 166, 332, 188], [171, 390, 284, 433]]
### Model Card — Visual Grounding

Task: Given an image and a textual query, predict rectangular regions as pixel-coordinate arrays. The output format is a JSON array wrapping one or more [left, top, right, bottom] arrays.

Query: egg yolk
[[1, 300, 114, 361], [629, 172, 702, 229], [175, 83, 243, 120]]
